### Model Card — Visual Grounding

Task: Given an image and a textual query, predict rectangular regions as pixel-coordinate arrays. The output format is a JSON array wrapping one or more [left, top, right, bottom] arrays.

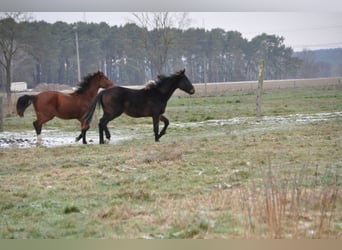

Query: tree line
[[1, 13, 340, 97]]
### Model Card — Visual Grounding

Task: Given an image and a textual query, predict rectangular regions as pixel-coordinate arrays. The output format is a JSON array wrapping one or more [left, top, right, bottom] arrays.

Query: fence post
[[256, 60, 264, 118], [0, 96, 3, 132], [203, 55, 207, 96]]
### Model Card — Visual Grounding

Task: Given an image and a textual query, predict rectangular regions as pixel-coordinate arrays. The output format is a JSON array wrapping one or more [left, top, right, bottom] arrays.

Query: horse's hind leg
[[99, 117, 110, 144], [75, 133, 82, 142], [33, 113, 54, 146], [104, 126, 111, 144], [80, 122, 89, 144], [98, 111, 122, 144], [33, 120, 43, 145]]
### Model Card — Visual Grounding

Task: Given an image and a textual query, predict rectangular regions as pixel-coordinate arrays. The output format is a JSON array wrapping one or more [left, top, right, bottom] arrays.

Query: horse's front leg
[[99, 118, 105, 144], [158, 115, 169, 140], [152, 116, 160, 142]]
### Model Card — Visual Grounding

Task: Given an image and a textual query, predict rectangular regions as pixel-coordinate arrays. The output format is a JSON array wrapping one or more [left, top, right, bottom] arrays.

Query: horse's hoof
[[104, 139, 110, 144], [36, 135, 42, 146]]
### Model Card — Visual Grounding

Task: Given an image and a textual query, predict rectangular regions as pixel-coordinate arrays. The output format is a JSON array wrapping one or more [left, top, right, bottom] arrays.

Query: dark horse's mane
[[144, 70, 183, 90], [74, 72, 99, 94]]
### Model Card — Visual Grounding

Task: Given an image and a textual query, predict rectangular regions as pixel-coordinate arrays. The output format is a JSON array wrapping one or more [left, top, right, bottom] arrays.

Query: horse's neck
[[159, 80, 178, 100], [87, 86, 100, 98], [75, 83, 99, 99]]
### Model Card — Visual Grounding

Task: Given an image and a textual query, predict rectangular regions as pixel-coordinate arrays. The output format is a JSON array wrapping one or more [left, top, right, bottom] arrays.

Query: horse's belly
[[124, 110, 147, 118], [56, 106, 83, 120]]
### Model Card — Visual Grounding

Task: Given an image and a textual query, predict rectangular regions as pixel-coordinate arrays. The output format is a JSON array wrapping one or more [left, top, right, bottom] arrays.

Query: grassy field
[[0, 84, 341, 238]]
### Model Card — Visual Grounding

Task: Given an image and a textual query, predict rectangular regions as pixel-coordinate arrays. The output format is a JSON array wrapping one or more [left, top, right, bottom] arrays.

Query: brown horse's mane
[[74, 72, 100, 94], [144, 70, 183, 90]]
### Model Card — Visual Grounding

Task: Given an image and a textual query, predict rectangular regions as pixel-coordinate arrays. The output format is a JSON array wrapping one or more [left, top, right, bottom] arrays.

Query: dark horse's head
[[175, 69, 195, 95], [146, 69, 195, 95]]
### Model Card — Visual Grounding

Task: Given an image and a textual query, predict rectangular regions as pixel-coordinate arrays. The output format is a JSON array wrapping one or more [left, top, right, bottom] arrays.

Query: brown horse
[[16, 71, 115, 145], [83, 69, 195, 144]]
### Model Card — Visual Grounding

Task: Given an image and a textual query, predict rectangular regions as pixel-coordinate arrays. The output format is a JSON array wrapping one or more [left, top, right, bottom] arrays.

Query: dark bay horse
[[16, 71, 115, 144], [83, 69, 195, 144]]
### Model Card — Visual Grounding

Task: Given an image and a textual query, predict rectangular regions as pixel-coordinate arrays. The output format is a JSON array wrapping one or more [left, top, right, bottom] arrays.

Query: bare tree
[[0, 12, 30, 103], [132, 12, 190, 77]]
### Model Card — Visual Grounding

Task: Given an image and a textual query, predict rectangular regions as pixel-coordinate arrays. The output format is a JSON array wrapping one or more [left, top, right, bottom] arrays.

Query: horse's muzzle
[[189, 88, 195, 95]]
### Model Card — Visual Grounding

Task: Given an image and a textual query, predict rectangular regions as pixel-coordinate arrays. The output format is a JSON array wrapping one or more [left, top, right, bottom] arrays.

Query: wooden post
[[203, 55, 207, 96], [256, 60, 264, 118], [0, 96, 3, 132]]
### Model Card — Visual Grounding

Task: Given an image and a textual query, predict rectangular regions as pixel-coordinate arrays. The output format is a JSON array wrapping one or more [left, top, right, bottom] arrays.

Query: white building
[[11, 82, 27, 92]]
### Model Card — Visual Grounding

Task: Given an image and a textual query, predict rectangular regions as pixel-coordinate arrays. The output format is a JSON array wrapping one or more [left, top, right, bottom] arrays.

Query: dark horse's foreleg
[[153, 116, 160, 142], [153, 115, 169, 142]]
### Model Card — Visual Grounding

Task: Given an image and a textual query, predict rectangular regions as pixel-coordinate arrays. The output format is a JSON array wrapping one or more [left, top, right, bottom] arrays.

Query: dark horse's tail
[[83, 91, 105, 127], [16, 95, 36, 117]]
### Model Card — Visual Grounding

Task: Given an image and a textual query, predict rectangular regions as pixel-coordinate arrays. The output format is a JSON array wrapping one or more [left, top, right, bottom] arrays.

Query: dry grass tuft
[[237, 163, 340, 238]]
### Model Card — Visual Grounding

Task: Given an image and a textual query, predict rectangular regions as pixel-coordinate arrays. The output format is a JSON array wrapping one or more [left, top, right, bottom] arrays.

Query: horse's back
[[102, 86, 140, 101], [101, 86, 161, 118]]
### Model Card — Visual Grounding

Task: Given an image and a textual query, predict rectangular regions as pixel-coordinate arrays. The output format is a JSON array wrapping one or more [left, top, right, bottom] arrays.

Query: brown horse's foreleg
[[158, 115, 169, 140]]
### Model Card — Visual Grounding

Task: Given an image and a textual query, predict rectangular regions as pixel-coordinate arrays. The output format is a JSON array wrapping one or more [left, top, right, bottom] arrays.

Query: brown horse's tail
[[16, 95, 36, 117], [83, 91, 104, 127]]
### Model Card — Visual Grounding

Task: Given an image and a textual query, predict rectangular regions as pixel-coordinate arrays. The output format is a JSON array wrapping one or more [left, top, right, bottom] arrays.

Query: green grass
[[1, 85, 341, 238]]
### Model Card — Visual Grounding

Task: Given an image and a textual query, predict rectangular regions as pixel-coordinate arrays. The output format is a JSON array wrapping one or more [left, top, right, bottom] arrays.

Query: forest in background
[[1, 13, 342, 92]]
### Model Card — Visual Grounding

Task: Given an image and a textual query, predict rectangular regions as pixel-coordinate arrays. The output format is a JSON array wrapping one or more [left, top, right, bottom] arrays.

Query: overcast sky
[[29, 12, 342, 52]]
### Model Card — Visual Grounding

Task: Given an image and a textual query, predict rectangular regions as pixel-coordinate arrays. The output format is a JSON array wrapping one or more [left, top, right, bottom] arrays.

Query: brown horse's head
[[75, 71, 115, 94], [95, 71, 115, 89]]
